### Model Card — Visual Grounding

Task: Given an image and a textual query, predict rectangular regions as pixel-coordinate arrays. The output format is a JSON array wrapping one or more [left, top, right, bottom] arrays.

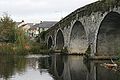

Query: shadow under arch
[[69, 21, 88, 54], [96, 11, 120, 56], [47, 36, 53, 49], [56, 29, 64, 50]]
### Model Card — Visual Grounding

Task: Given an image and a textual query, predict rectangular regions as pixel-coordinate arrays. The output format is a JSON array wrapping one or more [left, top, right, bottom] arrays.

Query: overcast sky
[[0, 0, 98, 23]]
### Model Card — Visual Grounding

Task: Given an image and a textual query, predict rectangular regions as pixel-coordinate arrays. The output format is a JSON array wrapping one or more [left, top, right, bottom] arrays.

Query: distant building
[[39, 21, 57, 33], [16, 20, 33, 36], [28, 21, 57, 39], [28, 24, 39, 39]]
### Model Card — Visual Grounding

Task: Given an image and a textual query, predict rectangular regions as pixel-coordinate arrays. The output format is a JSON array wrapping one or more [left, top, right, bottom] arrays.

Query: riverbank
[[0, 42, 49, 55]]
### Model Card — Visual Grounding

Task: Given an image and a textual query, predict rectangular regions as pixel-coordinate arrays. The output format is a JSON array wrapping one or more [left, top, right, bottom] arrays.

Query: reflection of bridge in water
[[47, 55, 120, 80]]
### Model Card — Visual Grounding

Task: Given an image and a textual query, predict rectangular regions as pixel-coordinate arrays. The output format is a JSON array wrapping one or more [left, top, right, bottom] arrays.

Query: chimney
[[22, 20, 24, 22]]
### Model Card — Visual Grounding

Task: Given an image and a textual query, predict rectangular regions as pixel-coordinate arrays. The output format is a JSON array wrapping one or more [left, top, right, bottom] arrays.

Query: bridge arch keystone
[[96, 11, 120, 56], [68, 20, 88, 54]]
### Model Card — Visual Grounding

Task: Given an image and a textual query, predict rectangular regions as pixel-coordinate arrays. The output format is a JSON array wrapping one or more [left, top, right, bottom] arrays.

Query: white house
[[28, 21, 57, 39], [16, 20, 33, 36]]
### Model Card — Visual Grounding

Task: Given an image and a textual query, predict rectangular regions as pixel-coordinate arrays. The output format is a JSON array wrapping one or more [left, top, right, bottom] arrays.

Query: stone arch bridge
[[45, 0, 120, 56]]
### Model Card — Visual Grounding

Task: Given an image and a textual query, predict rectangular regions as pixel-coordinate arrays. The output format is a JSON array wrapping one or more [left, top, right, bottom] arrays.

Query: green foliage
[[84, 45, 91, 59], [86, 45, 91, 54], [61, 47, 68, 54], [116, 48, 120, 60], [36, 31, 47, 43], [29, 42, 48, 54], [0, 13, 30, 54], [14, 28, 30, 54], [0, 43, 14, 54], [0, 14, 16, 43], [40, 31, 47, 41]]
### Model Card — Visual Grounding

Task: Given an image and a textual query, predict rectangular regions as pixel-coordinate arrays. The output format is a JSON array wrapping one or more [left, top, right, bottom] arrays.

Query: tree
[[0, 13, 16, 43]]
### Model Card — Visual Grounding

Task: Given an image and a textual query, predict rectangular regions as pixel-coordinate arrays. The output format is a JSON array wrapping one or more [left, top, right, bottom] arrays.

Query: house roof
[[16, 21, 34, 27], [29, 25, 38, 30], [39, 21, 57, 28], [27, 23, 34, 27], [29, 21, 57, 30]]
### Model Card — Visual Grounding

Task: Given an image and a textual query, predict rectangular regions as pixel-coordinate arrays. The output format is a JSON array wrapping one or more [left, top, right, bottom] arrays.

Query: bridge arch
[[47, 36, 53, 49], [96, 11, 120, 56], [55, 29, 64, 50], [69, 20, 88, 54]]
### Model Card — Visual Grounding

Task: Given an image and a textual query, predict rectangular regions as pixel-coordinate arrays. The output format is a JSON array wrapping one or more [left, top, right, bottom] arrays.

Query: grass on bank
[[0, 41, 49, 55]]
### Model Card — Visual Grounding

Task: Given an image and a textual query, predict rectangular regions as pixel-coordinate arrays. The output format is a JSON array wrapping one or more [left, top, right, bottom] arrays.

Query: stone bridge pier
[[45, 0, 120, 56]]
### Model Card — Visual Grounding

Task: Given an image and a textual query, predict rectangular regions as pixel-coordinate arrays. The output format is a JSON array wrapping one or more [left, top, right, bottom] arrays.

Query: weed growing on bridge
[[85, 45, 91, 58], [61, 47, 68, 54]]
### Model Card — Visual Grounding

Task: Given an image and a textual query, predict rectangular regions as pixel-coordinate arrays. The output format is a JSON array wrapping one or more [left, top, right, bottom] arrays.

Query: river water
[[0, 54, 120, 80]]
